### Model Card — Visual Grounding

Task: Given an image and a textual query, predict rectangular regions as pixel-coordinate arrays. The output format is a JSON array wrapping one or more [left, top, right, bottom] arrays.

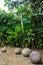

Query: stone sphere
[[1, 47, 7, 52], [15, 48, 22, 54], [30, 51, 42, 64], [22, 48, 31, 57]]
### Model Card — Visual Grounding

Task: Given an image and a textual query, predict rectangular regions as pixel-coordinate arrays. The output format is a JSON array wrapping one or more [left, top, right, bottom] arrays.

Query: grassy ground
[[0, 47, 43, 65]]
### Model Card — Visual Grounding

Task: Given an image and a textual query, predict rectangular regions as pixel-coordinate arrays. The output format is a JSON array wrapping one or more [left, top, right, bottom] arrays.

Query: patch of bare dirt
[[0, 47, 43, 65]]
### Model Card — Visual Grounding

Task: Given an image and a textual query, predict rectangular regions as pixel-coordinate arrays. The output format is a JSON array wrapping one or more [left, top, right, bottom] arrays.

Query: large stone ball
[[30, 51, 42, 64], [15, 48, 22, 54], [1, 47, 7, 52], [22, 48, 31, 57]]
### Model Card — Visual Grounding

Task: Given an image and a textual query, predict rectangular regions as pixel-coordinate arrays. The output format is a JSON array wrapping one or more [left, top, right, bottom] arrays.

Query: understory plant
[[0, 0, 43, 49]]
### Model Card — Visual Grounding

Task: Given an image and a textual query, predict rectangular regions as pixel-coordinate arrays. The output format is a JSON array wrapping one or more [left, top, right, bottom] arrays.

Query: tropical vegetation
[[0, 0, 43, 49]]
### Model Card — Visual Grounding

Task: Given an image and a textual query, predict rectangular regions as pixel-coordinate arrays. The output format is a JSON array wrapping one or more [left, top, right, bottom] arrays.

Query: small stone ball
[[30, 51, 42, 64], [15, 48, 22, 54], [22, 48, 31, 57], [1, 47, 7, 52]]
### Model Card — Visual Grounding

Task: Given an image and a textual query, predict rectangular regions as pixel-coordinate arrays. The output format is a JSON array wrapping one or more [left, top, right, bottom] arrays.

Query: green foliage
[[30, 0, 43, 48], [0, 9, 20, 47], [0, 0, 43, 49], [37, 40, 43, 49], [0, 9, 32, 47]]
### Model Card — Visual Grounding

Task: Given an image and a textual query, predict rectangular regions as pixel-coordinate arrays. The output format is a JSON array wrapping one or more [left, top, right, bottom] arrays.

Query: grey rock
[[1, 47, 7, 52], [22, 48, 31, 57], [30, 51, 42, 64], [15, 48, 22, 54]]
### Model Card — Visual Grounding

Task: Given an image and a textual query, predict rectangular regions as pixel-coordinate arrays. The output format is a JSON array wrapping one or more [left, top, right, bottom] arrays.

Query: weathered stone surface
[[22, 48, 31, 57], [1, 47, 7, 52], [15, 48, 22, 54], [30, 51, 42, 64]]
